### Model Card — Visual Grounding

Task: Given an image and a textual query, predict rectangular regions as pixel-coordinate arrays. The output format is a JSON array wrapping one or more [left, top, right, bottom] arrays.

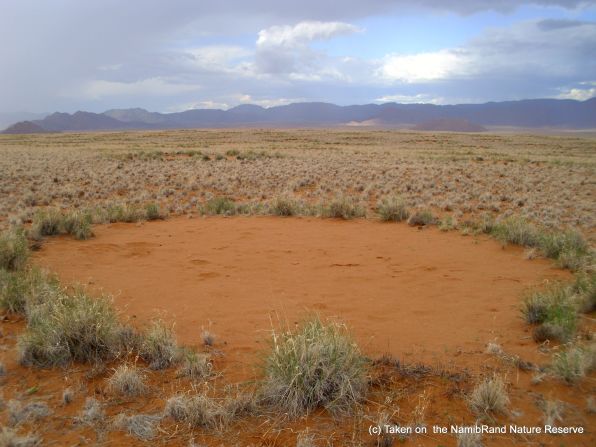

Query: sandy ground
[[2, 216, 591, 446], [34, 216, 569, 379]]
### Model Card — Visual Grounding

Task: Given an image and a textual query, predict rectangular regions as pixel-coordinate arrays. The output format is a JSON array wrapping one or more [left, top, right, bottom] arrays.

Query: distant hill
[[3, 98, 595, 133], [412, 118, 487, 132], [2, 121, 50, 134]]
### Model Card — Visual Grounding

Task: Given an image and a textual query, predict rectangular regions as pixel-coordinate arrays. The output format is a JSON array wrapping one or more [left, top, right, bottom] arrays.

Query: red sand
[[35, 216, 568, 378]]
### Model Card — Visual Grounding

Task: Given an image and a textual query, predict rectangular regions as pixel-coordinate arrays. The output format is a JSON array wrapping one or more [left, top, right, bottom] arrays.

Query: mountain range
[[2, 98, 595, 133]]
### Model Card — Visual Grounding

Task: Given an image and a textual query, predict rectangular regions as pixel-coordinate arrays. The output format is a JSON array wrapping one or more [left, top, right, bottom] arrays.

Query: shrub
[[139, 320, 178, 370], [18, 289, 120, 367], [205, 197, 237, 215], [108, 364, 147, 396], [469, 375, 509, 416], [407, 209, 436, 226], [261, 317, 367, 417], [322, 196, 365, 220], [0, 228, 29, 271], [377, 196, 409, 222]]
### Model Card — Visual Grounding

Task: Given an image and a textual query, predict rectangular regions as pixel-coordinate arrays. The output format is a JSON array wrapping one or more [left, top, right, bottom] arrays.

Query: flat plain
[[0, 129, 595, 447]]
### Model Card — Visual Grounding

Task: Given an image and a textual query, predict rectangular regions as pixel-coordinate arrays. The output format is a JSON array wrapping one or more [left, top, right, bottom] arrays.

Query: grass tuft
[[139, 320, 178, 370], [204, 197, 237, 215], [377, 196, 409, 222], [322, 196, 365, 220], [177, 350, 212, 380], [261, 317, 367, 417], [18, 288, 120, 367], [550, 344, 595, 383], [0, 427, 40, 447], [0, 228, 29, 271], [113, 413, 161, 440], [407, 209, 436, 227], [271, 196, 300, 217], [107, 364, 147, 396], [469, 375, 509, 417]]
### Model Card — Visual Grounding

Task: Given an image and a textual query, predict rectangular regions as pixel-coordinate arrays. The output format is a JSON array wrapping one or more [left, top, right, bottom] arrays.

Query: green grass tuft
[[322, 196, 365, 220], [139, 320, 178, 370]]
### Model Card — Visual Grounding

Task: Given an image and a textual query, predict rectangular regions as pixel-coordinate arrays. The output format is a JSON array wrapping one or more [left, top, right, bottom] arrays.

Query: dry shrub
[[377, 196, 409, 222]]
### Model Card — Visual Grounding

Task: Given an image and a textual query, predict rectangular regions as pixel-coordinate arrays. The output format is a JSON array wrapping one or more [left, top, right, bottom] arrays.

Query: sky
[[1, 0, 595, 114]]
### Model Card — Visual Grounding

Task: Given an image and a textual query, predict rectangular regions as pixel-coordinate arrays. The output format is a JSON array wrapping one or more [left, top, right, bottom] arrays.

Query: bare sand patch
[[34, 216, 568, 381]]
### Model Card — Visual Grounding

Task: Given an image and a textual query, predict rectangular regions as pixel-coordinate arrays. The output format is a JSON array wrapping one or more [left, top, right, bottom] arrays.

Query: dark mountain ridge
[[2, 98, 595, 133]]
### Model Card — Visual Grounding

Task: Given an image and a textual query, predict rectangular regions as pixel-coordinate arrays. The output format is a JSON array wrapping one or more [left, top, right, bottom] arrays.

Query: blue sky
[[0, 0, 595, 115]]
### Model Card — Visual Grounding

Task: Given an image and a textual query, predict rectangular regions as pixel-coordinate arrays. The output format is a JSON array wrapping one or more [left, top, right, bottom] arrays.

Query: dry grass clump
[[107, 364, 148, 396], [0, 427, 40, 447], [113, 413, 161, 440], [18, 288, 120, 367], [29, 208, 93, 241], [322, 196, 365, 220], [177, 350, 212, 380], [491, 216, 539, 247], [456, 431, 483, 447], [261, 317, 368, 417], [539, 399, 564, 426], [469, 375, 509, 417], [0, 228, 29, 271], [377, 196, 409, 222], [7, 400, 51, 426], [271, 196, 301, 217], [407, 209, 436, 226], [550, 343, 595, 383], [139, 320, 178, 370], [203, 197, 238, 216], [164, 392, 229, 430], [0, 268, 60, 316], [76, 397, 105, 426], [144, 203, 163, 220], [569, 272, 596, 313]]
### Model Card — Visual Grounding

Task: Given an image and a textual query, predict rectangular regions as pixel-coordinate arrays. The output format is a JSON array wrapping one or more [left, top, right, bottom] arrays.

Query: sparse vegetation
[[261, 317, 368, 417], [76, 397, 105, 426], [203, 197, 238, 215], [271, 196, 300, 217], [164, 392, 230, 430], [456, 431, 483, 447]]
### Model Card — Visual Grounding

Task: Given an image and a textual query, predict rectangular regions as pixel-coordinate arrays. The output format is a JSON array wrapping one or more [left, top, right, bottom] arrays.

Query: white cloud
[[257, 21, 361, 48], [556, 83, 596, 100], [74, 77, 201, 100], [378, 50, 465, 83], [375, 93, 447, 104]]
